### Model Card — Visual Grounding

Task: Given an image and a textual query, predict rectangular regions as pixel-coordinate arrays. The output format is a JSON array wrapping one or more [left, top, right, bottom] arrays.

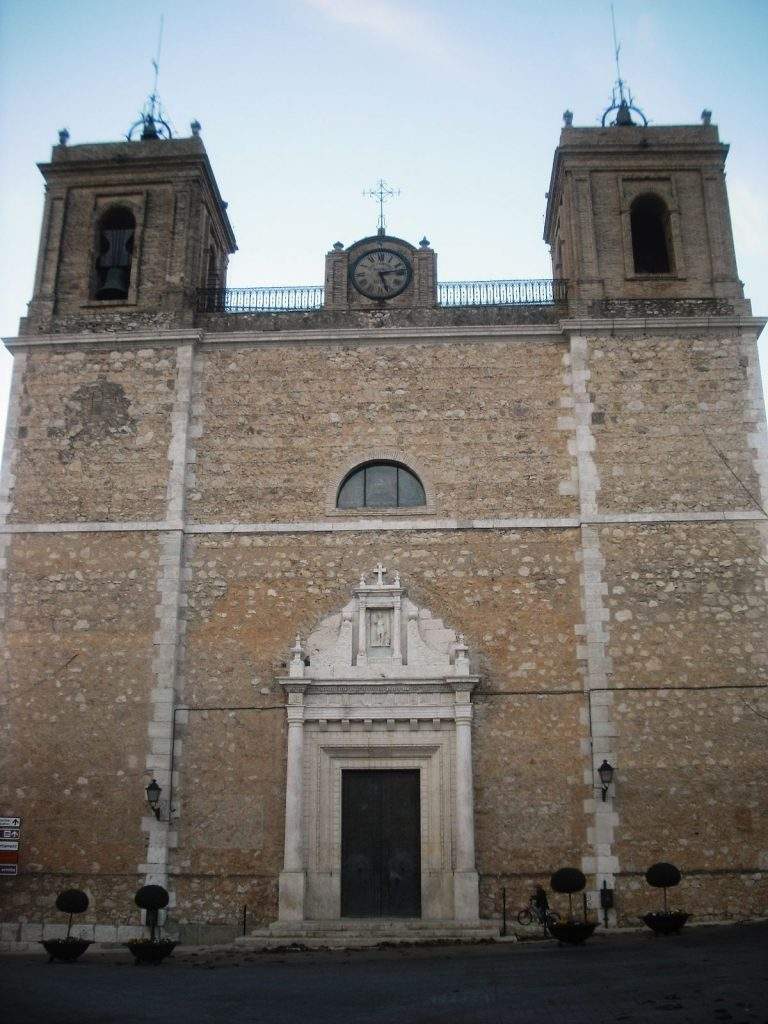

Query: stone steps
[[236, 918, 502, 949]]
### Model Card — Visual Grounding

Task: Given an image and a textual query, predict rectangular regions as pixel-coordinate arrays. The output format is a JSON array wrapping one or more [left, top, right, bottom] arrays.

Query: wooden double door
[[340, 770, 421, 918]]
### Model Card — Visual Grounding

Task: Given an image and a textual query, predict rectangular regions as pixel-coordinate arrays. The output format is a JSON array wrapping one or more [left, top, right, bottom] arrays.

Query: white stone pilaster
[[569, 333, 619, 925], [139, 341, 195, 898], [279, 684, 307, 921], [0, 351, 28, 525], [452, 683, 479, 921]]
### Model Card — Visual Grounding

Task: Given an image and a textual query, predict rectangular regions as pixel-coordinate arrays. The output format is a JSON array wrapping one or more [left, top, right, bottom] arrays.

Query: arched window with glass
[[336, 461, 426, 510]]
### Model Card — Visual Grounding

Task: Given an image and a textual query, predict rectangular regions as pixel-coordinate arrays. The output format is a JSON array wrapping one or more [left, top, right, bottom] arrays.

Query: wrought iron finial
[[419, 236, 430, 249], [363, 179, 401, 235], [601, 5, 648, 127], [127, 15, 173, 141]]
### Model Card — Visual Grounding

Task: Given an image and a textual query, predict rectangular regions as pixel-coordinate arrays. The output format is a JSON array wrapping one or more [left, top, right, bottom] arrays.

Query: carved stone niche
[[298, 562, 471, 681], [274, 566, 480, 928]]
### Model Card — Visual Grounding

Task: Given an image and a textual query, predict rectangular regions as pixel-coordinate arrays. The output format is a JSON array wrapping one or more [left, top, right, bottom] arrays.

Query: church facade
[[0, 107, 766, 945]]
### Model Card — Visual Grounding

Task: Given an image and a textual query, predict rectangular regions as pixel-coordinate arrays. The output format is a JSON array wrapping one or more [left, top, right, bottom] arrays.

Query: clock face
[[350, 248, 412, 299]]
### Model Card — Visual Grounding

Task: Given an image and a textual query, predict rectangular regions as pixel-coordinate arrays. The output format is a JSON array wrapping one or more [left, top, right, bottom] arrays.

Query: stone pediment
[[287, 564, 471, 682]]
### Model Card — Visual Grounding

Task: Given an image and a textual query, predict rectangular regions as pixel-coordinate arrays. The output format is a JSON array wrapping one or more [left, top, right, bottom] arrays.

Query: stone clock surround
[[324, 234, 437, 311], [275, 566, 481, 926]]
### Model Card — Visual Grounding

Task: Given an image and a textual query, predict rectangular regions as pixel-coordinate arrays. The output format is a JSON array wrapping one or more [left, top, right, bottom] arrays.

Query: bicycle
[[517, 896, 560, 933]]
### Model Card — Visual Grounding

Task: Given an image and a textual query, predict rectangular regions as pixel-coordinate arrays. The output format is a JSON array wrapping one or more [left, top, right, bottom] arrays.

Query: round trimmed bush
[[550, 868, 586, 894], [645, 861, 683, 914], [134, 885, 169, 942], [645, 862, 681, 889], [134, 885, 169, 911], [55, 889, 89, 915]]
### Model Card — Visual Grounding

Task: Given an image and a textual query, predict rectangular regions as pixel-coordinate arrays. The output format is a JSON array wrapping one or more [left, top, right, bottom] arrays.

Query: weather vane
[[363, 179, 401, 236], [601, 4, 647, 127], [127, 14, 173, 141]]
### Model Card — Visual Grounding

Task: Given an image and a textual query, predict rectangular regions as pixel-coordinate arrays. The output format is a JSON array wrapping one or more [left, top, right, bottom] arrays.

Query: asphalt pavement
[[1, 922, 766, 1024]]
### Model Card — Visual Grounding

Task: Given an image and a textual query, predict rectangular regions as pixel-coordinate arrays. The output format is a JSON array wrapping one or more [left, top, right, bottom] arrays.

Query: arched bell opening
[[94, 206, 136, 300], [630, 193, 674, 274]]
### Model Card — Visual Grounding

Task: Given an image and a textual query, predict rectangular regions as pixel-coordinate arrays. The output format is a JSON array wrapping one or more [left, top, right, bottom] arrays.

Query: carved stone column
[[451, 682, 479, 921], [278, 682, 307, 921]]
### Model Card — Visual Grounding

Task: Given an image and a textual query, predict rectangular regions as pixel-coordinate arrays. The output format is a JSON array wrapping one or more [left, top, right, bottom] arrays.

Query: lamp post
[[598, 760, 615, 801]]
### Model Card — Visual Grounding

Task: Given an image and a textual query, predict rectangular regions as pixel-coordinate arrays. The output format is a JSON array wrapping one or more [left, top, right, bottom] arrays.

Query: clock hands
[[377, 268, 405, 293], [351, 249, 410, 299]]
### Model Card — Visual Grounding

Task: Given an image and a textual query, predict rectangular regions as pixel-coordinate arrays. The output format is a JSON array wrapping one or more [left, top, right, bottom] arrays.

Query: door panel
[[341, 770, 421, 918]]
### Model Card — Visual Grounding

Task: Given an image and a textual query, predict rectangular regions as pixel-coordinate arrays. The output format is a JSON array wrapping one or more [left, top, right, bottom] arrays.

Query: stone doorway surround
[[275, 566, 481, 928]]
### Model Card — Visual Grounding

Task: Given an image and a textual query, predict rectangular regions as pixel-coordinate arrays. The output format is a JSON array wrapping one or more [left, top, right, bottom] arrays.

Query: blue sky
[[1, 0, 766, 446]]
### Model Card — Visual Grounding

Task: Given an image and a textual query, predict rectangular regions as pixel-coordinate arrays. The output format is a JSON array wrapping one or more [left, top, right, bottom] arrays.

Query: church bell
[[95, 266, 130, 300]]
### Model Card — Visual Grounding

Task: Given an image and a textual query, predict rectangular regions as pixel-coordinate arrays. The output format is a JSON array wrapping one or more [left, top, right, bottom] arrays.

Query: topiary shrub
[[550, 867, 586, 920], [645, 862, 682, 913], [134, 885, 169, 942], [55, 889, 89, 939]]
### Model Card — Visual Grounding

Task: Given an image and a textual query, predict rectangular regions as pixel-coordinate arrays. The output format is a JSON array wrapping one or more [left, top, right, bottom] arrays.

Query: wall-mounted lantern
[[598, 760, 615, 802], [145, 779, 162, 820]]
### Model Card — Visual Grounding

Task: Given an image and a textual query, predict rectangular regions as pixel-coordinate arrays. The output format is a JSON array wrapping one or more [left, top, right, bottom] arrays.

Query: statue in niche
[[368, 609, 392, 649]]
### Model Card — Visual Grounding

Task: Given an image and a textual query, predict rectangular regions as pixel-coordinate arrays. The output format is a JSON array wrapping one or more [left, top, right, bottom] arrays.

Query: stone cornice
[[2, 509, 765, 536], [3, 330, 202, 350], [560, 315, 766, 336], [4, 314, 765, 353]]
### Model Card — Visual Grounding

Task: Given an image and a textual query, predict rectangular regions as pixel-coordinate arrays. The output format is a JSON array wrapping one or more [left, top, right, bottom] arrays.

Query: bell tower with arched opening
[[544, 107, 749, 317], [22, 121, 236, 335]]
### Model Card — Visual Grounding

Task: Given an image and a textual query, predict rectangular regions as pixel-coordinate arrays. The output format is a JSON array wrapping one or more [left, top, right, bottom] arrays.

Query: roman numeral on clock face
[[350, 249, 411, 299]]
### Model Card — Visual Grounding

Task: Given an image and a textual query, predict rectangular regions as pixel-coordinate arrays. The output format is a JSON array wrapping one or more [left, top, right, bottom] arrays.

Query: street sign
[[0, 816, 21, 875]]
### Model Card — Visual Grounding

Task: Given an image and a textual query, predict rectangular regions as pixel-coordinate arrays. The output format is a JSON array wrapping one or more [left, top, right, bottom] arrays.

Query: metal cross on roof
[[363, 179, 401, 236]]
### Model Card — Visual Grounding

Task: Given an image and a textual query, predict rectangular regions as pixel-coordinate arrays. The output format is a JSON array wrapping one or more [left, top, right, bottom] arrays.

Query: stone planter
[[125, 939, 177, 964], [641, 912, 689, 935], [548, 921, 598, 945], [40, 938, 92, 962]]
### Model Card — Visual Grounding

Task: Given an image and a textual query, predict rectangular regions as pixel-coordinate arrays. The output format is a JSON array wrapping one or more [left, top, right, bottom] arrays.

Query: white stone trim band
[[1, 509, 766, 536]]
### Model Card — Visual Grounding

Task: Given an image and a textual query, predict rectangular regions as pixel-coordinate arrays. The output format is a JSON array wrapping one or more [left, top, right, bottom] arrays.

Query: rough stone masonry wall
[[597, 520, 768, 923], [588, 332, 762, 514], [189, 338, 576, 523], [7, 345, 178, 523], [172, 526, 584, 927], [0, 532, 160, 931], [2, 320, 766, 937]]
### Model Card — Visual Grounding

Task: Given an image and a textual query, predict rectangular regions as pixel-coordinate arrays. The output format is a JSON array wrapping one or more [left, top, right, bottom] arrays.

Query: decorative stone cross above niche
[[288, 565, 470, 681]]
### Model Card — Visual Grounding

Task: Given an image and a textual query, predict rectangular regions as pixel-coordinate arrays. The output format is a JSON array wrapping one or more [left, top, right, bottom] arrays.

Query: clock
[[350, 248, 412, 300]]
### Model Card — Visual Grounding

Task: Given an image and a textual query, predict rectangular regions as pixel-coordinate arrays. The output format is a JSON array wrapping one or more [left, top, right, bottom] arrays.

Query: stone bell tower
[[22, 119, 236, 335], [544, 104, 749, 317]]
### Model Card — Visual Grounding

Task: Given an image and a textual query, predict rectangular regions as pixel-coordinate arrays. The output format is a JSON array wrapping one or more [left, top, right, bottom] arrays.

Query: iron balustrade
[[198, 285, 325, 313], [196, 279, 566, 313], [438, 278, 566, 306]]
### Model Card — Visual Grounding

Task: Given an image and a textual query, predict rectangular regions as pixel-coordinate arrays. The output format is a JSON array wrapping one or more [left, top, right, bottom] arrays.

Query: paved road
[[1, 923, 766, 1024]]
